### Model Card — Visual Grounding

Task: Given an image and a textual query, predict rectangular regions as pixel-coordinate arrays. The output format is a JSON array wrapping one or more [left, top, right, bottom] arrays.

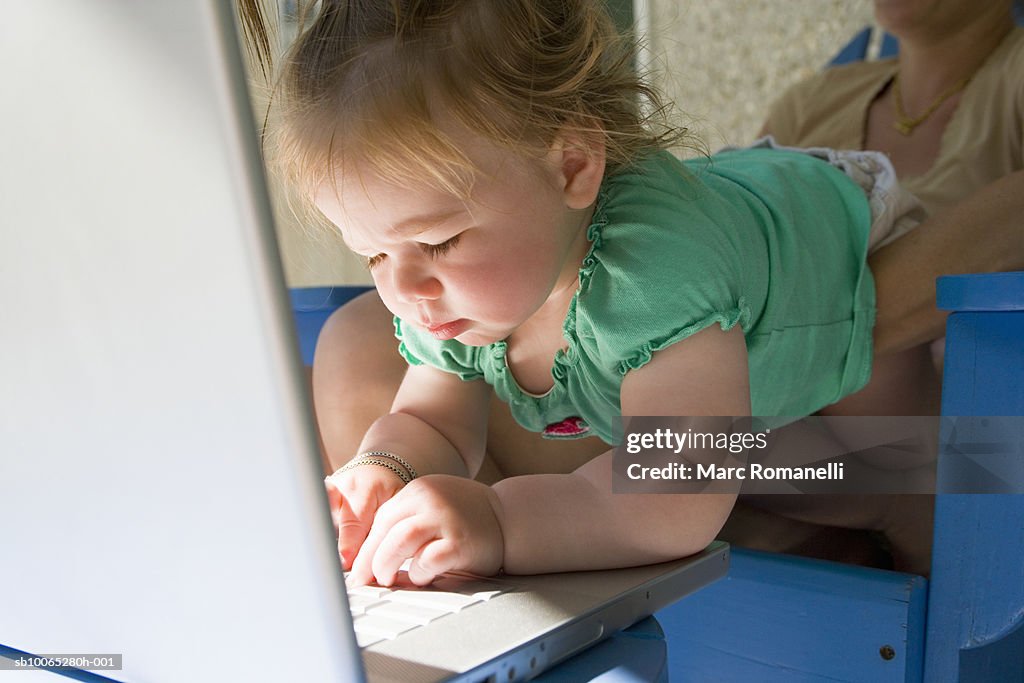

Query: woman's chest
[[863, 89, 963, 178]]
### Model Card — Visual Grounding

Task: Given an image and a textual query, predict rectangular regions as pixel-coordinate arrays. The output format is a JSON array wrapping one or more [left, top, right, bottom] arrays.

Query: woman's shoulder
[[764, 59, 896, 146], [984, 26, 1024, 80], [797, 59, 895, 98], [1000, 25, 1024, 59]]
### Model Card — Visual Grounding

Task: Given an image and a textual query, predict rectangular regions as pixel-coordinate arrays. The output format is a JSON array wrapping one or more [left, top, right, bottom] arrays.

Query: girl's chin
[[453, 328, 507, 347]]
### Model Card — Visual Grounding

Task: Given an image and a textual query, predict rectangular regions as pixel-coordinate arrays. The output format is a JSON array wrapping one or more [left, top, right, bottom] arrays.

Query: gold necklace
[[891, 71, 971, 136]]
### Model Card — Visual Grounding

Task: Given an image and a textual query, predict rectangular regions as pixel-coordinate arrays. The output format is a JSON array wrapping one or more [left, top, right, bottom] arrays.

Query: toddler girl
[[258, 0, 935, 585]]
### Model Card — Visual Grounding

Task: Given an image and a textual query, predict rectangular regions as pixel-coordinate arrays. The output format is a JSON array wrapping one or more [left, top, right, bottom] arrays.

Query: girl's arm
[[346, 323, 748, 585], [355, 363, 493, 478], [493, 323, 748, 573], [329, 364, 491, 569]]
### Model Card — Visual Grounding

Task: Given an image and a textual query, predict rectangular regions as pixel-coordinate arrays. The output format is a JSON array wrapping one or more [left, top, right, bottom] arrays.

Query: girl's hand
[[324, 465, 408, 570], [346, 475, 505, 587]]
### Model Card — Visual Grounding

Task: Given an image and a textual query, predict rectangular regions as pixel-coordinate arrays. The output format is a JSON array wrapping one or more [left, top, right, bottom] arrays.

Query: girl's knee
[[317, 290, 392, 350], [314, 291, 398, 376], [312, 290, 405, 465], [880, 494, 934, 575]]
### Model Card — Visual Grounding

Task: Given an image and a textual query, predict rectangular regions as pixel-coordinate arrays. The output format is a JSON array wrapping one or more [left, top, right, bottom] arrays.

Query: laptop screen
[[0, 1, 362, 680]]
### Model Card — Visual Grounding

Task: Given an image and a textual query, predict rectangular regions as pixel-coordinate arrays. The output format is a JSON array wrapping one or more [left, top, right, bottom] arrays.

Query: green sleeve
[[574, 153, 756, 377], [574, 217, 751, 378]]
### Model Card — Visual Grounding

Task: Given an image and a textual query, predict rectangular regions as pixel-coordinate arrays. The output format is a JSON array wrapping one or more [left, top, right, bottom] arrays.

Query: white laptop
[[0, 2, 727, 681]]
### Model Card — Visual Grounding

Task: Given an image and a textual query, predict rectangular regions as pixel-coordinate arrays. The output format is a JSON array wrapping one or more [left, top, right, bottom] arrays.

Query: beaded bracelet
[[336, 457, 412, 485], [358, 451, 419, 481]]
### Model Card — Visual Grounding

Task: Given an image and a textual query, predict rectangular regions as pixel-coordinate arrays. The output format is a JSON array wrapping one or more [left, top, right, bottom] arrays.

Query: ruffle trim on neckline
[[394, 316, 485, 381], [549, 186, 611, 385], [493, 185, 611, 401], [393, 317, 424, 367]]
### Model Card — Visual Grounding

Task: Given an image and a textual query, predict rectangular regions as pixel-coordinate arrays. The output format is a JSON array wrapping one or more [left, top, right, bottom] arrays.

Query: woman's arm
[[493, 323, 748, 574], [869, 169, 1024, 354]]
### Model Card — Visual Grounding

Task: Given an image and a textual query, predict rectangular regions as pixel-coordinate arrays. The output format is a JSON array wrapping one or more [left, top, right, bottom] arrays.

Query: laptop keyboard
[[345, 571, 508, 648]]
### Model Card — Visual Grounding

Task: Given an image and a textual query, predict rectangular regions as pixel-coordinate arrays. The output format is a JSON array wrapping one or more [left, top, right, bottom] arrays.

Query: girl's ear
[[548, 128, 607, 210]]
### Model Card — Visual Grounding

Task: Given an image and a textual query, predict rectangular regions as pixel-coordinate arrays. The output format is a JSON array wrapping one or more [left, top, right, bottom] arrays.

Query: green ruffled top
[[396, 148, 876, 445]]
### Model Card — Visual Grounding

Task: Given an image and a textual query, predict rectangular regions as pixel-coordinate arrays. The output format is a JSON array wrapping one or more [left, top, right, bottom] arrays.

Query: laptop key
[[347, 583, 392, 598], [429, 575, 507, 600], [386, 589, 482, 612], [353, 629, 385, 649], [366, 600, 450, 626], [346, 569, 512, 648], [353, 613, 421, 639], [346, 593, 386, 615]]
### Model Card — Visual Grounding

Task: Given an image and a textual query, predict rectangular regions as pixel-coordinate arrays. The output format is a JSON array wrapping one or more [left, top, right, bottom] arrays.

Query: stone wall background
[[642, 0, 875, 154]]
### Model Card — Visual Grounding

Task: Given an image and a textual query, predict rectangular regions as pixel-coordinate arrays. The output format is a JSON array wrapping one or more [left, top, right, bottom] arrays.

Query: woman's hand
[[346, 475, 505, 587], [325, 465, 407, 570]]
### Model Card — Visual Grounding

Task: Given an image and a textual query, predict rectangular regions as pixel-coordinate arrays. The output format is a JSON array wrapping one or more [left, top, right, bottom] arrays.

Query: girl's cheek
[[373, 285, 402, 316]]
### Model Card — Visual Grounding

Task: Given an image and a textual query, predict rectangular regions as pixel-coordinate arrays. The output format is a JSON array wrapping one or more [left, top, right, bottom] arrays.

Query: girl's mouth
[[426, 319, 470, 340]]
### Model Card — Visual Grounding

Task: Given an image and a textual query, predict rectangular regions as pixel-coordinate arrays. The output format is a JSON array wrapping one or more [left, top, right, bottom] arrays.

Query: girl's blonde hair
[[246, 0, 695, 199]]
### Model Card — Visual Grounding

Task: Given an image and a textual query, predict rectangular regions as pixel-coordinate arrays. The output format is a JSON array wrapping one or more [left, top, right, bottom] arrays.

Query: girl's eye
[[421, 234, 461, 259], [364, 234, 461, 270]]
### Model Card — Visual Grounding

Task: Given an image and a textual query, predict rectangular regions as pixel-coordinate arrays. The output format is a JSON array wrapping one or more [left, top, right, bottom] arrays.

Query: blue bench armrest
[[926, 272, 1024, 682]]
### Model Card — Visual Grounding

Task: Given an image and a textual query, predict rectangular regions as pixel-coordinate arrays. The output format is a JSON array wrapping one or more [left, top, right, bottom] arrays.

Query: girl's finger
[[323, 479, 343, 531], [348, 497, 416, 586], [407, 538, 459, 586], [337, 494, 379, 571], [369, 516, 437, 586]]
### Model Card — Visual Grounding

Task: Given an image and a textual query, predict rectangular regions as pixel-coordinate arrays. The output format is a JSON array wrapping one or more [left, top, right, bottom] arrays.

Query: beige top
[[763, 27, 1024, 216]]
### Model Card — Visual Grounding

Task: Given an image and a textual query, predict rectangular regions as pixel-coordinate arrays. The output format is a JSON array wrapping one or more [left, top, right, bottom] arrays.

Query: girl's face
[[314, 134, 599, 346]]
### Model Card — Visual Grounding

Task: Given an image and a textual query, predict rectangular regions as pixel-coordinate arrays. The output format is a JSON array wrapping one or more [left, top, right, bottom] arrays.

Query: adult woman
[[721, 0, 1023, 572], [765, 0, 1023, 357]]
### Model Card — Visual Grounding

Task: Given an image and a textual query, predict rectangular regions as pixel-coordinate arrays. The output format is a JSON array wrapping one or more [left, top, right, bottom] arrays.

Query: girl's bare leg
[[728, 344, 940, 575]]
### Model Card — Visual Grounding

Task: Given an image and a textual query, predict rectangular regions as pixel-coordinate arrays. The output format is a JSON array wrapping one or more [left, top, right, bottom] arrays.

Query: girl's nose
[[390, 259, 442, 303]]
